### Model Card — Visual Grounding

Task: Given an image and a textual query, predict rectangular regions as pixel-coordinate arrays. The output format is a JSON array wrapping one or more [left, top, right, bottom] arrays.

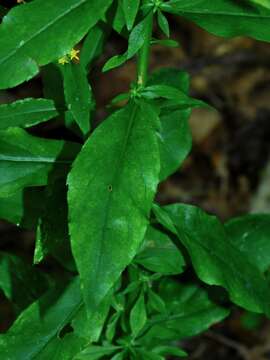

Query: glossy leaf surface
[[0, 98, 58, 130], [123, 0, 140, 30], [163, 0, 270, 42], [68, 100, 160, 313], [0, 128, 80, 196], [154, 204, 270, 314], [0, 278, 83, 359], [0, 0, 113, 89], [63, 62, 94, 135], [142, 279, 229, 344], [225, 214, 270, 273]]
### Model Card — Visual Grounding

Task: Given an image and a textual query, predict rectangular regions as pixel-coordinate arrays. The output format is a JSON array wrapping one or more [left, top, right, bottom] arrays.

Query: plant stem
[[137, 12, 154, 87]]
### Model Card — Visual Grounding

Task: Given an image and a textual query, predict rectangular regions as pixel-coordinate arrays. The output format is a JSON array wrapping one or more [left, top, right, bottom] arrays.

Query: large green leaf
[[36, 334, 86, 360], [68, 100, 160, 313], [142, 279, 229, 345], [0, 278, 83, 359], [62, 63, 94, 135], [225, 214, 270, 273], [0, 127, 80, 196], [162, 0, 270, 42], [153, 204, 270, 314], [0, 98, 58, 129], [72, 292, 112, 343], [0, 0, 113, 89], [0, 252, 48, 312]]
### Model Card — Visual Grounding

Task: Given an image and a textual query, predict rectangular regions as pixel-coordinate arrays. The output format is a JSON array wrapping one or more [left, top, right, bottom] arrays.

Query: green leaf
[[130, 291, 147, 337], [153, 346, 187, 357], [34, 179, 75, 271], [225, 214, 270, 273], [106, 312, 121, 341], [75, 345, 121, 359], [36, 333, 86, 360], [72, 291, 112, 343], [0, 98, 58, 130], [157, 10, 170, 37], [62, 62, 94, 135], [142, 84, 208, 109], [0, 278, 83, 359], [147, 69, 192, 180], [0, 187, 44, 229], [111, 352, 125, 360], [111, 1, 126, 34], [248, 0, 270, 8], [151, 39, 179, 47], [42, 64, 65, 110], [158, 109, 192, 181], [142, 279, 229, 345], [0, 252, 48, 311], [123, 0, 140, 30], [135, 226, 185, 275], [80, 22, 108, 70], [147, 288, 166, 313], [103, 13, 152, 71], [0, 127, 80, 196], [136, 350, 164, 360], [68, 100, 160, 313], [154, 204, 270, 314], [162, 0, 270, 42], [0, 0, 113, 89]]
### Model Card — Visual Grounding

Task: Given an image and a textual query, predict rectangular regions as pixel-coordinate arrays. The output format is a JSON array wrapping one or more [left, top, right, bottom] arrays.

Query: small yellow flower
[[58, 48, 80, 65], [17, 0, 25, 3], [58, 56, 69, 65], [70, 48, 80, 61]]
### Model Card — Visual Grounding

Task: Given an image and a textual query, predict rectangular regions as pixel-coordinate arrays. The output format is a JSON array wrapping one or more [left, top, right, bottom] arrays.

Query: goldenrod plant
[[0, 0, 270, 358]]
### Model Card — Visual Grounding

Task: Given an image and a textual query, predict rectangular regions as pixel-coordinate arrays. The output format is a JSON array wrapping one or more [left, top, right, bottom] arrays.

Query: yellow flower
[[17, 0, 25, 3], [70, 48, 80, 61], [58, 48, 80, 65], [58, 56, 69, 65]]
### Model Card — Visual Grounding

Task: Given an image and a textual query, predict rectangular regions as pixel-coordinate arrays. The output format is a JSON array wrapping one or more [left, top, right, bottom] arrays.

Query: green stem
[[137, 12, 154, 87]]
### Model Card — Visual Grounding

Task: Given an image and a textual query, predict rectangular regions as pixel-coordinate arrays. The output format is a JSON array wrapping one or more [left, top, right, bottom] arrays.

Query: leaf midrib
[[0, 155, 71, 164], [177, 225, 264, 311], [0, 0, 89, 67], [0, 106, 56, 121], [31, 301, 83, 360], [93, 104, 139, 299]]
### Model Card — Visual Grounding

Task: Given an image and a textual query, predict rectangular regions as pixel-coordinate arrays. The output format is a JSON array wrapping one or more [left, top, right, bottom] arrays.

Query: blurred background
[[1, 1, 270, 359]]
